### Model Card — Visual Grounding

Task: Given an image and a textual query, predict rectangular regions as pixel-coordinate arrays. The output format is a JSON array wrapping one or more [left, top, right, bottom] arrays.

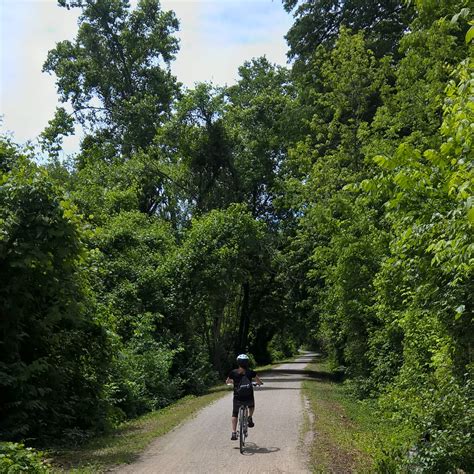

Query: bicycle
[[237, 382, 260, 454], [226, 381, 263, 453]]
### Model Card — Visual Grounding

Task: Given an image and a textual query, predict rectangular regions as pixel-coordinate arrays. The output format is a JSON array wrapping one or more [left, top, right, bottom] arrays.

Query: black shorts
[[232, 397, 255, 417]]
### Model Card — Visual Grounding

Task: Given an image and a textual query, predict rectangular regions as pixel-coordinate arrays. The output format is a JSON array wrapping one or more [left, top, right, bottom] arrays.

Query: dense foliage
[[1, 0, 472, 470], [0, 141, 110, 440], [0, 442, 49, 473]]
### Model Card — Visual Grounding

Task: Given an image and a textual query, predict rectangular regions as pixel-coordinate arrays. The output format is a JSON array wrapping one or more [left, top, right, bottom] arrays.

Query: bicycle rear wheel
[[239, 406, 246, 454]]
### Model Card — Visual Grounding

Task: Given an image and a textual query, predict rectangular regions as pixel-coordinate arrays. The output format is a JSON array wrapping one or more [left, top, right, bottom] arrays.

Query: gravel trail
[[114, 352, 315, 473]]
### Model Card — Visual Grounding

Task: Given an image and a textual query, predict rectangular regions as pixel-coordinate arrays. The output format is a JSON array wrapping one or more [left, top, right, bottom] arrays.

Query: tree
[[0, 139, 110, 440], [154, 83, 237, 215], [166, 204, 267, 373], [89, 210, 182, 416], [370, 7, 467, 152], [283, 0, 414, 68], [366, 54, 473, 471], [42, 0, 179, 157], [278, 30, 389, 374], [226, 57, 297, 222]]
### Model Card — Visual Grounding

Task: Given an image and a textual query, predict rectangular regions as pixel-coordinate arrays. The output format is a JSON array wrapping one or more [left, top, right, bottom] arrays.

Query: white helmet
[[237, 354, 249, 361]]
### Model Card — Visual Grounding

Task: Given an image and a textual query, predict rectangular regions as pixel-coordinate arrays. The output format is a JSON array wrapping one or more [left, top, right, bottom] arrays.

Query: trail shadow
[[53, 447, 140, 471], [52, 421, 148, 469], [234, 442, 280, 456], [276, 355, 321, 362], [264, 368, 343, 383]]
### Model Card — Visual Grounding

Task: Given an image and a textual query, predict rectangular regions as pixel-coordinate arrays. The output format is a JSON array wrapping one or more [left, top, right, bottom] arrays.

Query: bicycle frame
[[238, 404, 249, 454]]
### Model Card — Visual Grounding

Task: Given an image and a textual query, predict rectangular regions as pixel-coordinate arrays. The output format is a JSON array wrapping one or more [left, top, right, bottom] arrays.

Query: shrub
[[407, 377, 473, 472], [0, 143, 110, 440], [0, 442, 49, 473], [267, 333, 298, 361]]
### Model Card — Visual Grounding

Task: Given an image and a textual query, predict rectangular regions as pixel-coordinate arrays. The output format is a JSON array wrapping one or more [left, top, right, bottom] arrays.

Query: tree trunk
[[237, 281, 250, 353], [212, 310, 224, 375]]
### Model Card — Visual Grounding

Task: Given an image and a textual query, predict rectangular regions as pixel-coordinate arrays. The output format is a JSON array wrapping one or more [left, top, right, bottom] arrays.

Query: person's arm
[[255, 374, 263, 385], [225, 376, 232, 384]]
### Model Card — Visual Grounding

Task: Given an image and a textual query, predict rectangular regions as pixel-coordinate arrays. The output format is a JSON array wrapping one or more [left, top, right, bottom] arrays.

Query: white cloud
[[1, 0, 292, 155], [1, 0, 81, 154], [166, 0, 292, 87]]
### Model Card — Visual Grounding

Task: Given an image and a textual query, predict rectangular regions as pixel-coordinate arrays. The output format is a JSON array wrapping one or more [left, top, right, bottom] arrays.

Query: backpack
[[236, 371, 253, 399]]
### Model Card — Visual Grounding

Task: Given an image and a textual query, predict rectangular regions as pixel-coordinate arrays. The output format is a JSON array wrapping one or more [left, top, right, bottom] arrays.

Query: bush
[[0, 143, 110, 440], [377, 376, 474, 472], [171, 343, 219, 395], [109, 339, 184, 418], [407, 377, 474, 472], [0, 442, 49, 473], [267, 333, 298, 361]]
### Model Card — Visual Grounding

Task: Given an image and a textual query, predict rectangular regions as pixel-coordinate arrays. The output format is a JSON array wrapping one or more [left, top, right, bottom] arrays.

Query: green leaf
[[467, 206, 474, 225], [466, 26, 474, 44], [373, 154, 395, 170]]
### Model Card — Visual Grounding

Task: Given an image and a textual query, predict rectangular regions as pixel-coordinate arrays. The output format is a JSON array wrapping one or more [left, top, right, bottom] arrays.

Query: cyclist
[[225, 353, 263, 441]]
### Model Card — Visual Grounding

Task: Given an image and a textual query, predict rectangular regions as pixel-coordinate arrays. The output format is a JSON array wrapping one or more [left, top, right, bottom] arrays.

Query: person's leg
[[249, 398, 255, 417], [231, 399, 239, 439], [248, 401, 255, 427]]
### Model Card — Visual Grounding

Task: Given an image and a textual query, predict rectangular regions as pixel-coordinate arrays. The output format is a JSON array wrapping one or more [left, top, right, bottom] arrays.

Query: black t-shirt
[[228, 369, 257, 397]]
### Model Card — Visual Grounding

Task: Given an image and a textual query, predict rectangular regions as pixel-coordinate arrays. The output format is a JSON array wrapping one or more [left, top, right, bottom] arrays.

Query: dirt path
[[113, 353, 316, 473]]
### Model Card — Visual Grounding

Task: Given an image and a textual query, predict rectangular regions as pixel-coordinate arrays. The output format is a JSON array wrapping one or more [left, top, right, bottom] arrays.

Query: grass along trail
[[52, 353, 406, 473], [112, 353, 315, 473], [50, 355, 302, 473], [301, 355, 413, 473]]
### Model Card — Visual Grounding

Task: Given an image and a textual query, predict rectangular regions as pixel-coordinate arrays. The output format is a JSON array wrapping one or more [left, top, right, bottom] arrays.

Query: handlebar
[[226, 382, 264, 387]]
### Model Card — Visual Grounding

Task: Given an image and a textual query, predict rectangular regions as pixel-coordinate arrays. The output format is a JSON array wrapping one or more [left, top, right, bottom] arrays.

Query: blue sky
[[0, 0, 293, 155]]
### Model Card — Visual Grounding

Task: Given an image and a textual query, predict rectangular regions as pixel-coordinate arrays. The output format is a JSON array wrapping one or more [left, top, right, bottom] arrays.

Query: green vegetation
[[302, 360, 415, 473], [52, 391, 228, 472], [0, 442, 49, 473], [0, 142, 110, 440], [51, 356, 293, 472], [1, 0, 472, 471]]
